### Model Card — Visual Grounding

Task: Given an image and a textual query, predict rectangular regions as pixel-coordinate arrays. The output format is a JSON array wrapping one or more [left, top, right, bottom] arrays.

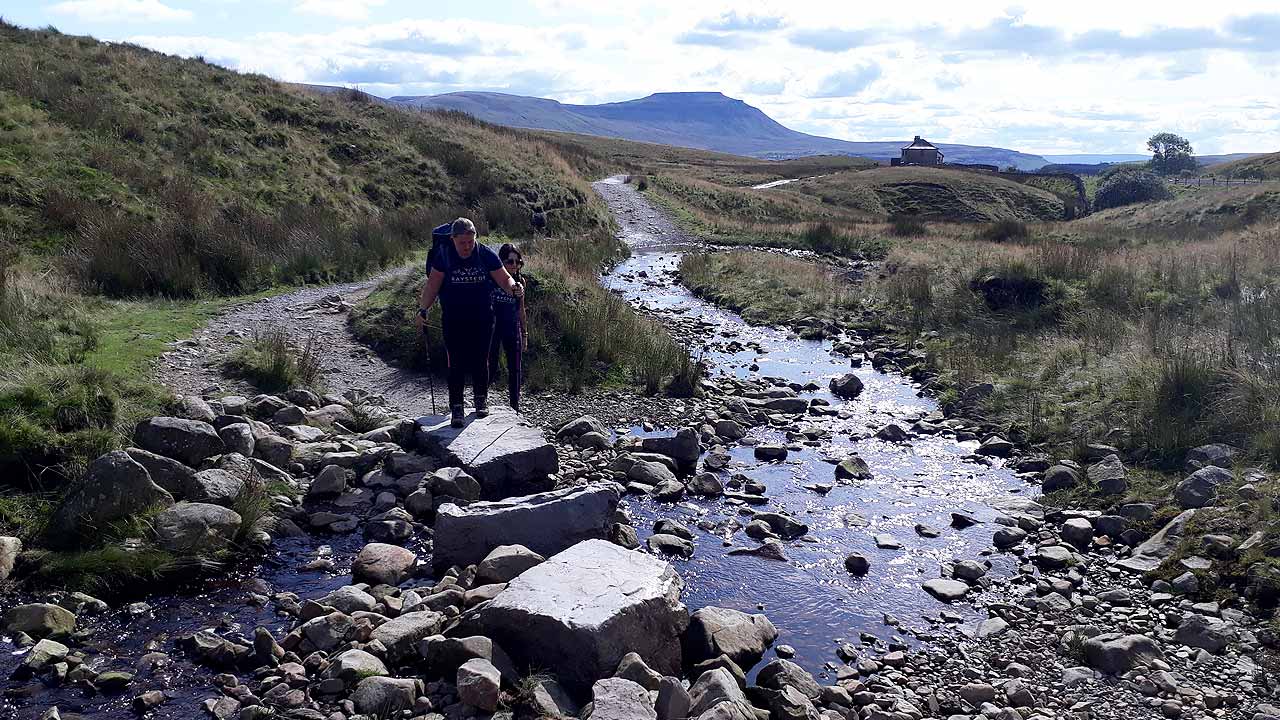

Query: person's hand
[[414, 311, 425, 333], [512, 282, 525, 299]]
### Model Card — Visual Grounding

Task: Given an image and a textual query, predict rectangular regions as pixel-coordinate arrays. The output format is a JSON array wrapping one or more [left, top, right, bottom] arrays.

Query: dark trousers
[[443, 312, 494, 410], [488, 315, 523, 410]]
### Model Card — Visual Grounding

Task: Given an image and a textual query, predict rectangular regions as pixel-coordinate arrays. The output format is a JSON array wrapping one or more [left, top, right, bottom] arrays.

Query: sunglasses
[[504, 258, 524, 267]]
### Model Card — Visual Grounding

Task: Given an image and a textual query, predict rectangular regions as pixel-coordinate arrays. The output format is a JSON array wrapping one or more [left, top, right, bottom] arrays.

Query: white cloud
[[295, 0, 386, 21], [50, 0, 191, 22]]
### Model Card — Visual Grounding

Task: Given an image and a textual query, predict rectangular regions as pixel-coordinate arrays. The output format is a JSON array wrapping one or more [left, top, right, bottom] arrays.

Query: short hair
[[450, 217, 477, 237]]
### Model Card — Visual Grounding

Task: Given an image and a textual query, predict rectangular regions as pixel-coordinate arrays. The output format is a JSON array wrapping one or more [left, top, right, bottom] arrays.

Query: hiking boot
[[450, 405, 465, 428], [475, 396, 490, 418]]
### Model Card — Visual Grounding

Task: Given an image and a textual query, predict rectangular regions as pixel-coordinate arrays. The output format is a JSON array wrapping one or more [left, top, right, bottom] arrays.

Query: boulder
[[1174, 614, 1234, 654], [351, 677, 420, 715], [843, 553, 870, 576], [153, 503, 242, 554], [761, 397, 808, 414], [473, 539, 688, 691], [629, 461, 678, 487], [1042, 465, 1080, 493], [416, 407, 558, 499], [125, 448, 197, 499], [615, 652, 663, 691], [714, 420, 746, 441], [647, 533, 694, 558], [531, 678, 580, 718], [307, 465, 349, 499], [689, 472, 724, 497], [0, 536, 22, 582], [753, 445, 787, 462], [689, 668, 751, 717], [829, 373, 864, 399], [875, 424, 909, 442], [19, 638, 69, 675], [318, 586, 377, 614], [186, 467, 245, 507], [756, 659, 821, 699], [639, 428, 701, 471], [1087, 454, 1128, 495], [457, 658, 501, 711], [590, 678, 657, 720], [1185, 443, 1238, 470], [993, 526, 1028, 548], [430, 466, 482, 502], [976, 436, 1014, 457], [174, 395, 216, 423], [834, 455, 871, 481], [558, 415, 608, 440], [420, 635, 519, 686], [352, 543, 417, 586], [657, 676, 692, 720], [371, 611, 445, 662], [922, 578, 969, 602], [134, 417, 225, 466], [432, 484, 618, 572], [325, 649, 387, 682], [49, 451, 174, 542], [476, 544, 546, 584], [1082, 633, 1164, 674], [1115, 509, 1197, 573], [683, 607, 778, 669], [1061, 518, 1094, 548], [217, 423, 255, 457], [4, 603, 76, 639], [1175, 466, 1232, 509]]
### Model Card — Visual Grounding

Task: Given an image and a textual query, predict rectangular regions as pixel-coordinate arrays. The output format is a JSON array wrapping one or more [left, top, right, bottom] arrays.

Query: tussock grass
[[680, 251, 861, 326], [226, 328, 323, 392]]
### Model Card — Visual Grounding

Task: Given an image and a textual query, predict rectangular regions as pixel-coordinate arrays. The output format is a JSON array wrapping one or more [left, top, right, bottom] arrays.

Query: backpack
[[428, 223, 452, 274]]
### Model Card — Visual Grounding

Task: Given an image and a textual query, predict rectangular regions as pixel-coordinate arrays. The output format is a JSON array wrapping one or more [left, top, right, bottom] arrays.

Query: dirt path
[[155, 266, 441, 414]]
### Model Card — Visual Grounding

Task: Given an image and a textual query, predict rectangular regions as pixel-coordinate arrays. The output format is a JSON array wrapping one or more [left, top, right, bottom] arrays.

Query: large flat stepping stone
[[471, 539, 688, 691], [432, 484, 620, 573], [416, 407, 558, 499]]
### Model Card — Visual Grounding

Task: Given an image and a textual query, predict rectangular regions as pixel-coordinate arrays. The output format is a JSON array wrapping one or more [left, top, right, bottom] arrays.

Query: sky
[[5, 0, 1280, 155]]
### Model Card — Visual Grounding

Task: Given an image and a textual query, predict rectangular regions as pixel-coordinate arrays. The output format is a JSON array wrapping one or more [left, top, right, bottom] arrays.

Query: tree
[[1147, 132, 1197, 176]]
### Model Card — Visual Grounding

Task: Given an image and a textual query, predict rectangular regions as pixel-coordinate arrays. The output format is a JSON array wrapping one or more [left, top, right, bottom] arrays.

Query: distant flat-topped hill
[[391, 91, 1051, 170]]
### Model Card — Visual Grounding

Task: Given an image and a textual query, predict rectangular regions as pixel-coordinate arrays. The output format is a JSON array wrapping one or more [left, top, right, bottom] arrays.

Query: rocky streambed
[[1, 178, 1278, 720]]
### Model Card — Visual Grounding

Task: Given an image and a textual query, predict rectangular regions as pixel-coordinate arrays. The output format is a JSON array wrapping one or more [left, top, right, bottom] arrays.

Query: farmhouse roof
[[903, 136, 937, 150]]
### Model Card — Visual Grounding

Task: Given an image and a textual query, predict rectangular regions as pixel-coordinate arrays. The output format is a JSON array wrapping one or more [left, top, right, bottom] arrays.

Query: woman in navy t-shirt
[[488, 244, 526, 412], [417, 218, 523, 427]]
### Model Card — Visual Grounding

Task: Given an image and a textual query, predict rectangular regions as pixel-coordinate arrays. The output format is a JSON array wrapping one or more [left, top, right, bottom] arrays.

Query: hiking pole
[[421, 323, 437, 416]]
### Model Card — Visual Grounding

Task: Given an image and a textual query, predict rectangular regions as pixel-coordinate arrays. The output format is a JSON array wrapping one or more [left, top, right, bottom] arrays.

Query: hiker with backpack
[[417, 218, 524, 428], [488, 243, 527, 412]]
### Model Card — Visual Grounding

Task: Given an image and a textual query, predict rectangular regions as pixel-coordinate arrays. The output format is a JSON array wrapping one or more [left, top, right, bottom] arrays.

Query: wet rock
[[653, 479, 686, 502], [689, 668, 751, 717], [591, 677, 657, 720], [843, 553, 870, 576], [753, 512, 807, 539], [630, 460, 679, 486], [558, 415, 608, 440], [351, 676, 420, 715], [0, 536, 21, 582], [352, 542, 417, 586], [1115, 509, 1196, 573], [307, 465, 349, 499], [135, 417, 226, 466], [1034, 545, 1075, 569], [473, 539, 687, 690], [457, 658, 501, 711], [684, 606, 778, 668], [993, 526, 1028, 549], [952, 559, 987, 582], [476, 544, 546, 584], [753, 445, 788, 462], [1087, 454, 1128, 495], [761, 397, 808, 414], [432, 484, 619, 573], [154, 503, 242, 554], [1082, 633, 1165, 674], [318, 585, 377, 614], [49, 451, 174, 542], [654, 519, 693, 540], [94, 670, 134, 693], [829, 373, 864, 399], [641, 428, 702, 472], [922, 578, 970, 602], [1174, 614, 1234, 654], [834, 455, 872, 481], [977, 436, 1014, 457], [18, 638, 69, 675], [1042, 465, 1080, 493], [689, 472, 724, 496], [874, 534, 901, 550], [417, 407, 558, 499], [726, 543, 787, 561], [875, 424, 909, 442], [714, 420, 746, 441], [1175, 466, 1232, 509], [181, 629, 251, 668]]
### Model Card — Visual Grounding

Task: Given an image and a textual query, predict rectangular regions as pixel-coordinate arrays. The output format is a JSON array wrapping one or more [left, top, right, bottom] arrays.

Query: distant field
[[778, 166, 1068, 222]]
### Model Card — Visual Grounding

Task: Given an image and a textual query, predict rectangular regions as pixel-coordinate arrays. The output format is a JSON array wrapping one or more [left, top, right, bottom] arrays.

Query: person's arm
[[417, 269, 444, 329], [488, 267, 525, 298]]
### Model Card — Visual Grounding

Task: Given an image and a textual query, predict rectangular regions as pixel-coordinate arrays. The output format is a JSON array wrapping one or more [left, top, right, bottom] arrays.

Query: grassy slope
[[781, 166, 1068, 221], [1210, 151, 1280, 179], [1079, 185, 1280, 235], [0, 24, 615, 497]]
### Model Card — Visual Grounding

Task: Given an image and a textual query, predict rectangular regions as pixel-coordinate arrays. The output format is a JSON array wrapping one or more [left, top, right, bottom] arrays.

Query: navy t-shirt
[[491, 278, 520, 326], [430, 242, 503, 316]]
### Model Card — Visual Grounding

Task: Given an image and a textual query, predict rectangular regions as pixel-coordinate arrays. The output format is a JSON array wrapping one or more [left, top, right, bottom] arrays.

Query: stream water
[[596, 177, 1030, 677]]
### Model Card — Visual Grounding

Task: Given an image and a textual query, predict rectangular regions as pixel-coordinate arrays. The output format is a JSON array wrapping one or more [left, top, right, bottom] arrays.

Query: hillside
[[1210, 151, 1280, 179], [1081, 184, 1280, 232], [778, 166, 1068, 221], [393, 91, 1050, 170]]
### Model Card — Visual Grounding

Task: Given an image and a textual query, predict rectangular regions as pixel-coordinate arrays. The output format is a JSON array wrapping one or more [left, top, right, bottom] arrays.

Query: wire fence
[[1168, 176, 1273, 187]]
